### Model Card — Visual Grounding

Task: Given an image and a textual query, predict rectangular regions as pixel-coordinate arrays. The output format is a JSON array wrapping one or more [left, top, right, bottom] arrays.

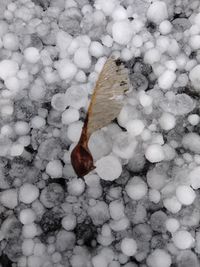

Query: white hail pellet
[[159, 20, 172, 35], [18, 136, 31, 147], [112, 20, 133, 45], [22, 223, 37, 239], [112, 5, 127, 21], [147, 169, 168, 190], [0, 189, 18, 209], [149, 189, 161, 203], [147, 1, 168, 24], [101, 35, 113, 47], [147, 249, 172, 267], [3, 32, 19, 50], [189, 166, 200, 189], [165, 218, 180, 233], [145, 144, 165, 163], [14, 121, 30, 135], [46, 160, 63, 178], [144, 48, 161, 65], [61, 214, 76, 230], [5, 76, 20, 92], [61, 108, 79, 125], [28, 255, 42, 267], [67, 178, 85, 196], [189, 35, 200, 50], [0, 59, 19, 80], [159, 112, 176, 131], [172, 230, 194, 250], [138, 91, 153, 107], [56, 59, 77, 80], [51, 93, 68, 112], [95, 0, 116, 15], [121, 237, 137, 257], [95, 155, 122, 181], [125, 177, 148, 200], [125, 119, 145, 136], [10, 143, 24, 156], [189, 64, 200, 91], [31, 116, 46, 129], [74, 47, 91, 69], [19, 183, 39, 204], [24, 47, 40, 64], [109, 200, 124, 221], [163, 196, 182, 213], [67, 121, 83, 143], [19, 208, 36, 225], [22, 239, 35, 256], [176, 185, 196, 205], [158, 70, 176, 90], [0, 124, 13, 137], [188, 114, 200, 125], [89, 41, 104, 58]]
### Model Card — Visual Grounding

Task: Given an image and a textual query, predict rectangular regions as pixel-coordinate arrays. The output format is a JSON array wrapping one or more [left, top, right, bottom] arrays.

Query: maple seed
[[71, 56, 129, 177]]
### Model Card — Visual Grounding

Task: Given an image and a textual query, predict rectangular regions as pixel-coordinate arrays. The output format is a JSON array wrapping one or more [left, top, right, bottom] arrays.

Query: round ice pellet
[[149, 189, 161, 203], [22, 223, 37, 238], [159, 112, 176, 131], [46, 160, 63, 178], [159, 20, 172, 35], [24, 47, 40, 64], [18, 135, 31, 147], [67, 178, 85, 196], [147, 249, 171, 267], [121, 237, 137, 257], [31, 116, 46, 129], [145, 144, 165, 163], [10, 143, 24, 156], [172, 230, 194, 250], [0, 59, 19, 80], [19, 183, 39, 204], [95, 155, 122, 181], [51, 93, 68, 112], [74, 47, 91, 69], [126, 119, 145, 136], [19, 208, 36, 225], [5, 76, 20, 92], [112, 20, 133, 45], [3, 32, 19, 50], [112, 5, 127, 21], [188, 114, 200, 125], [165, 218, 180, 233], [14, 121, 30, 135], [89, 41, 104, 58], [56, 59, 77, 80], [163, 196, 182, 214], [109, 200, 124, 220], [147, 1, 168, 24], [61, 108, 79, 125], [67, 121, 83, 143], [176, 185, 196, 205], [158, 70, 176, 90], [125, 177, 148, 200], [62, 214, 76, 230], [22, 239, 35, 256], [144, 48, 161, 65]]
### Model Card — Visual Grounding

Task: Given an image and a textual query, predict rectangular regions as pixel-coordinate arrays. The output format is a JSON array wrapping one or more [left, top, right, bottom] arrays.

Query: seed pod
[[71, 56, 129, 177]]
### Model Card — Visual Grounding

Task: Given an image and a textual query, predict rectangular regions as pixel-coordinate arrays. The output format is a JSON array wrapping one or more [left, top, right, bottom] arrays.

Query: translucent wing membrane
[[87, 56, 129, 137], [71, 56, 129, 177]]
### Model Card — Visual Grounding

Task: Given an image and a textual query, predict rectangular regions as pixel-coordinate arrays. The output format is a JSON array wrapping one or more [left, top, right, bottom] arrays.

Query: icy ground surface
[[1, 0, 200, 266]]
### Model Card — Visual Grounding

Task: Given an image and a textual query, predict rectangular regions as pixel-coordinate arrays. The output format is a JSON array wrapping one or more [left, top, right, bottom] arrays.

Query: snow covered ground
[[0, 0, 200, 266]]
